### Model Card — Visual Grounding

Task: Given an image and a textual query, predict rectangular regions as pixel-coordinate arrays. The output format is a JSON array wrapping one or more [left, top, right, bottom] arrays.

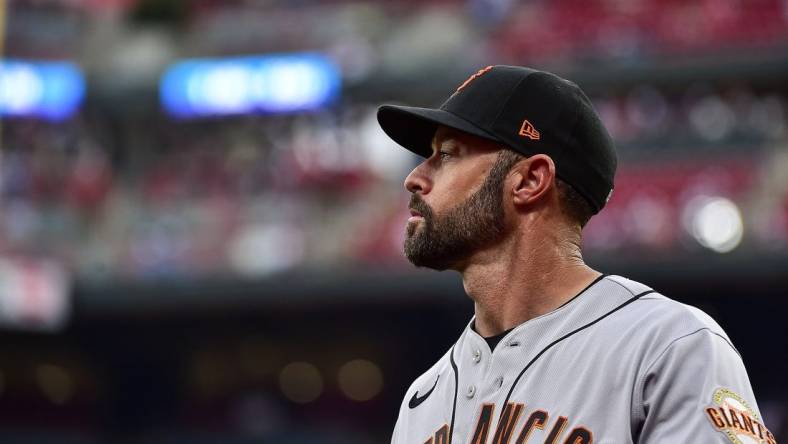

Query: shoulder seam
[[555, 273, 609, 310], [633, 328, 742, 421], [643, 328, 740, 379], [606, 275, 651, 297], [632, 327, 741, 431]]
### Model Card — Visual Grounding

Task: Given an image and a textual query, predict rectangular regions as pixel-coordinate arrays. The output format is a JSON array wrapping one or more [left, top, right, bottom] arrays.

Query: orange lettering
[[515, 410, 548, 444], [563, 427, 593, 444], [434, 424, 449, 444], [492, 403, 524, 444], [718, 408, 733, 427], [706, 408, 726, 429], [740, 413, 754, 433], [544, 416, 568, 444], [728, 408, 743, 429], [471, 404, 496, 444]]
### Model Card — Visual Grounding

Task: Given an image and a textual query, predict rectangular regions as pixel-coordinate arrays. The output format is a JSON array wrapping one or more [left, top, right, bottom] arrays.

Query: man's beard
[[404, 156, 511, 270]]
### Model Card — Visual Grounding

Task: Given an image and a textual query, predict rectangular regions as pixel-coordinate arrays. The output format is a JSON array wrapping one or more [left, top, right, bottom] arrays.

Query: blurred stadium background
[[0, 0, 787, 442]]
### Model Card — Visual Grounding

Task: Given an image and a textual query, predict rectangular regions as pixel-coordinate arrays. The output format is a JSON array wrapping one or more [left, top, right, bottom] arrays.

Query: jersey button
[[494, 376, 504, 389], [472, 349, 481, 363], [466, 385, 476, 399]]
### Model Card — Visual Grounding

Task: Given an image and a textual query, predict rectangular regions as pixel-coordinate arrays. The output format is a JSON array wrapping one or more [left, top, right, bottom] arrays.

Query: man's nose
[[404, 162, 432, 195]]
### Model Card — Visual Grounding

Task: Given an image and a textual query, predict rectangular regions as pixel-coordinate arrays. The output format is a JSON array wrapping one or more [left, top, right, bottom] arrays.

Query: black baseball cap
[[377, 65, 617, 214]]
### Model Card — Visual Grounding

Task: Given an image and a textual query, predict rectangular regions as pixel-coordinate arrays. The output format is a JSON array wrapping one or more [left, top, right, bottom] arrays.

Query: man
[[376, 66, 772, 444]]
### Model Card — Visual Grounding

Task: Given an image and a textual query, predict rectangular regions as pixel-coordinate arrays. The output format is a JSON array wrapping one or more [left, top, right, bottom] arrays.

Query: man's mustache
[[409, 194, 433, 221]]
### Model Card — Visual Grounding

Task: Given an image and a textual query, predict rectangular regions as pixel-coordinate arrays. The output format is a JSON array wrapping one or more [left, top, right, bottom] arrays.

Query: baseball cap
[[376, 65, 617, 214]]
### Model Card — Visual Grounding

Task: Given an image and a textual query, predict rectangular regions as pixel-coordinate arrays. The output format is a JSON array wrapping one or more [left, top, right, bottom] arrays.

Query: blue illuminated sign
[[0, 59, 86, 120], [160, 53, 341, 118]]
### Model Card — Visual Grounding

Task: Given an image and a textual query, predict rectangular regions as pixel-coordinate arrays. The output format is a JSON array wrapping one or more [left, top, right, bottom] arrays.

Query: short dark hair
[[555, 179, 594, 228], [495, 149, 594, 228]]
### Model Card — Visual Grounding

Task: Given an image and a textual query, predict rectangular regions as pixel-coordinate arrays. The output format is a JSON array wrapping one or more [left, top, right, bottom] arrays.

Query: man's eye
[[439, 151, 452, 160]]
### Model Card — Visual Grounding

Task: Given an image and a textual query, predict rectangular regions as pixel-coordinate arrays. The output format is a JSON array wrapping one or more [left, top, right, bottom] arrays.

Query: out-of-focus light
[[279, 362, 323, 404], [689, 95, 735, 141], [238, 341, 279, 380], [0, 59, 85, 120], [0, 258, 70, 332], [191, 350, 232, 398], [160, 53, 340, 118], [228, 223, 305, 276], [687, 196, 744, 253], [338, 359, 383, 402], [35, 364, 74, 405], [360, 106, 415, 181]]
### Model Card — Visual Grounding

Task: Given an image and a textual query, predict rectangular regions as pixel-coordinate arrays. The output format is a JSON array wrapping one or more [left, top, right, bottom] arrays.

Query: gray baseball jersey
[[392, 275, 774, 444]]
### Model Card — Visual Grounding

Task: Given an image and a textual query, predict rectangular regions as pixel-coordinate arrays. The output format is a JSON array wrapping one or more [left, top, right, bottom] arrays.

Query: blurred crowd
[[1, 1, 788, 444], [2, 83, 788, 280], [2, 0, 788, 282], [9, 0, 788, 79]]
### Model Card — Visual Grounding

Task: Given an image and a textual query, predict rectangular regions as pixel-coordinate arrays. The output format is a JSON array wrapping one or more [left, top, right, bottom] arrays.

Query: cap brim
[[377, 105, 502, 158]]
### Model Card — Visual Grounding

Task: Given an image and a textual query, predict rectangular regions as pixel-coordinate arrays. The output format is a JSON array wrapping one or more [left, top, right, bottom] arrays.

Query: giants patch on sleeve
[[705, 388, 775, 444]]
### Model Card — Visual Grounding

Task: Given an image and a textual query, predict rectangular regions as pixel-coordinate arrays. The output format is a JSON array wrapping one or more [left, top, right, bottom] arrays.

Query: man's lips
[[408, 208, 424, 223]]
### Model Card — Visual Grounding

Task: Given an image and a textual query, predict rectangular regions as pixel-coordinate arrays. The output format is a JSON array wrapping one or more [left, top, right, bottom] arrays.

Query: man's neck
[[461, 231, 601, 338]]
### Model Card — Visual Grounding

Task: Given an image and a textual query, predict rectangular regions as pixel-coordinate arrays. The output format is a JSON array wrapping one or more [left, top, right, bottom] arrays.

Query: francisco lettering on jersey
[[705, 387, 776, 444], [423, 403, 592, 444], [424, 424, 450, 444]]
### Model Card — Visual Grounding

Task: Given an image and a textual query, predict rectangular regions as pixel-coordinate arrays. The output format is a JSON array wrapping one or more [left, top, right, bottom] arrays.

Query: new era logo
[[519, 119, 540, 140]]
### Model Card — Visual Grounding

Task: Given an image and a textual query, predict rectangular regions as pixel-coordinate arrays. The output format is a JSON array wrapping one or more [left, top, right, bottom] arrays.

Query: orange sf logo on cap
[[519, 119, 540, 140], [455, 66, 494, 93]]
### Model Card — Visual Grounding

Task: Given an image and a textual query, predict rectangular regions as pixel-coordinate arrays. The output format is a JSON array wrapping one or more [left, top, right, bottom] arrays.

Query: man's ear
[[510, 154, 557, 207]]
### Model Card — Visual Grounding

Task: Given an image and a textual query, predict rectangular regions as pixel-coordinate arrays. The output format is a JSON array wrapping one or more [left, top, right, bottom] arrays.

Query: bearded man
[[376, 66, 770, 444]]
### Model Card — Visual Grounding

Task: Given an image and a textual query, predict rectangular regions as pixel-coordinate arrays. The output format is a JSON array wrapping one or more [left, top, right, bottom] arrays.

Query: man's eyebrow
[[431, 134, 459, 153], [430, 134, 446, 153]]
